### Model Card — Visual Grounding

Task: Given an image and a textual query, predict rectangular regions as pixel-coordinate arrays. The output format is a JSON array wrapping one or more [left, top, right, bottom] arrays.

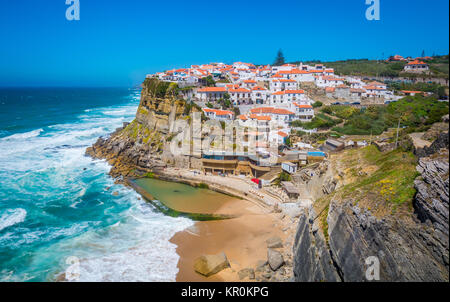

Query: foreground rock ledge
[[194, 252, 230, 277]]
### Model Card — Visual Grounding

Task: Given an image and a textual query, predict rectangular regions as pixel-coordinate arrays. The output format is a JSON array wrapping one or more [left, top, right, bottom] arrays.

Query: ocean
[[0, 87, 193, 281]]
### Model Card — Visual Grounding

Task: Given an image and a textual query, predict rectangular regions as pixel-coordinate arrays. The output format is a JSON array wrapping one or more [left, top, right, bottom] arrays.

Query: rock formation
[[293, 132, 449, 282]]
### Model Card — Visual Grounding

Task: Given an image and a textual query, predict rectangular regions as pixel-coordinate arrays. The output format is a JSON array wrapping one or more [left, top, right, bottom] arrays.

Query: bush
[[197, 183, 209, 189], [312, 101, 323, 108]]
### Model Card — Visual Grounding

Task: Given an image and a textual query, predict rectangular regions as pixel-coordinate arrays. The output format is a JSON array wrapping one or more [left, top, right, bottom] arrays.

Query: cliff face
[[86, 79, 192, 179], [293, 133, 449, 282]]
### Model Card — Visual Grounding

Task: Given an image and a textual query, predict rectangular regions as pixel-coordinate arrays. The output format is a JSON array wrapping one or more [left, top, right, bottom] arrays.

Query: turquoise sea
[[0, 88, 192, 281]]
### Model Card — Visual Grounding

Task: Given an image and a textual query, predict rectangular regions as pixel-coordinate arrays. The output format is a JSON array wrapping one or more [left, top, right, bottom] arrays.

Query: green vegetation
[[203, 75, 216, 87], [315, 145, 419, 240], [315, 95, 449, 135], [312, 101, 323, 108], [292, 113, 342, 130], [285, 136, 292, 147], [218, 93, 232, 109], [388, 81, 448, 99], [197, 183, 210, 189], [341, 146, 419, 209], [273, 49, 285, 66], [274, 171, 291, 186], [183, 101, 202, 115], [144, 78, 178, 98], [144, 172, 155, 178], [298, 55, 449, 79]]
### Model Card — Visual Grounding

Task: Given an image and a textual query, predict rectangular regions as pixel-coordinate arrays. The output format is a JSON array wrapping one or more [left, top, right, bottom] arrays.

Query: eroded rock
[[194, 252, 230, 277]]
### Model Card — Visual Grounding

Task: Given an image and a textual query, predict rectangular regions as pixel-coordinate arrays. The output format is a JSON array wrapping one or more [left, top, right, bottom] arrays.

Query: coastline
[[126, 168, 296, 282]]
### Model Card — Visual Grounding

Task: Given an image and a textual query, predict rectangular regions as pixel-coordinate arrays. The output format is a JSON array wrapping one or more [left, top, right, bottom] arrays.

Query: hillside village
[[88, 57, 449, 282], [142, 56, 448, 201]]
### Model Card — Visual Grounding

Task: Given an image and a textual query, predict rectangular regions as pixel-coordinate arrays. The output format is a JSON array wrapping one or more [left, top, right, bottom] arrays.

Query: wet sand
[[170, 198, 287, 282], [134, 177, 290, 281]]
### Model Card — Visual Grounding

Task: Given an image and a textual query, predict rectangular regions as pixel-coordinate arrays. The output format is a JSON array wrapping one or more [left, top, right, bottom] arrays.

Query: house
[[403, 60, 429, 73], [388, 55, 406, 62], [271, 130, 289, 145], [270, 79, 298, 92], [201, 151, 271, 178], [202, 108, 234, 121], [228, 88, 252, 105], [250, 107, 296, 125], [282, 162, 297, 174], [293, 103, 314, 121], [281, 181, 300, 199], [401, 90, 426, 96], [270, 90, 305, 106], [315, 76, 345, 88], [251, 86, 269, 104], [196, 87, 227, 102], [323, 139, 345, 152], [242, 79, 258, 89]]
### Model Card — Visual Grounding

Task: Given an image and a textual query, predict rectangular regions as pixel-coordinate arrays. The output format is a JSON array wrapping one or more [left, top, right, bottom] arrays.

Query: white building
[[251, 86, 270, 104], [270, 90, 306, 106], [403, 60, 429, 73], [202, 108, 234, 121], [228, 87, 252, 105], [293, 103, 314, 121], [196, 87, 227, 102]]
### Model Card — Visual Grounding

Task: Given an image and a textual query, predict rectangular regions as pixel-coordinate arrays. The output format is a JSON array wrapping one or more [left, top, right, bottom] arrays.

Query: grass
[[315, 145, 419, 241], [340, 146, 418, 211], [296, 55, 449, 79], [144, 172, 155, 178], [317, 95, 449, 135]]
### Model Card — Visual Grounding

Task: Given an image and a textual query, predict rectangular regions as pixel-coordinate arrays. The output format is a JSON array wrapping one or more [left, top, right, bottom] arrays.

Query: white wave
[[1, 129, 43, 141], [0, 90, 193, 281], [0, 208, 27, 231], [72, 206, 193, 282]]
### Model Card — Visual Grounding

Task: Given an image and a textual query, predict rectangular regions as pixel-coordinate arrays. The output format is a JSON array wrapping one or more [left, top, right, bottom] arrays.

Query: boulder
[[267, 248, 284, 271], [280, 203, 302, 219], [238, 268, 255, 280], [266, 236, 283, 248], [194, 252, 230, 277]]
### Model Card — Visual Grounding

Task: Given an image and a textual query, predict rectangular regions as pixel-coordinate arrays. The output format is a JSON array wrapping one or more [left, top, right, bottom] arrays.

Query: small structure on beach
[[281, 181, 300, 199], [282, 162, 297, 174], [322, 138, 345, 152]]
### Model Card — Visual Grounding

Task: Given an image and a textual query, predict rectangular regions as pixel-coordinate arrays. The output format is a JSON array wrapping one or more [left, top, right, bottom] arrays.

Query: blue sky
[[0, 0, 448, 87]]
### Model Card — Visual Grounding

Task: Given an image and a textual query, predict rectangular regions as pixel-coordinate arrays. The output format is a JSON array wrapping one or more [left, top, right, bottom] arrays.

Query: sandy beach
[[170, 197, 293, 282]]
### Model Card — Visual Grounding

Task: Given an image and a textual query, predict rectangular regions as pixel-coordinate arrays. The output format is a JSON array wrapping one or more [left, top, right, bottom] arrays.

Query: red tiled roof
[[407, 60, 427, 65], [228, 88, 251, 93], [278, 131, 288, 138], [198, 87, 227, 92], [294, 103, 313, 109], [250, 107, 294, 115], [203, 108, 234, 116]]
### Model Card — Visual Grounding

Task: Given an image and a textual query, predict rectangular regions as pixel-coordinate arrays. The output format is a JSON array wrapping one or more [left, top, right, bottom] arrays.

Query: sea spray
[[0, 88, 193, 281]]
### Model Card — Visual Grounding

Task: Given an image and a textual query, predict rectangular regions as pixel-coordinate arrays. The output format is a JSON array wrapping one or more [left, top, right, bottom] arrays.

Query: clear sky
[[0, 0, 448, 87]]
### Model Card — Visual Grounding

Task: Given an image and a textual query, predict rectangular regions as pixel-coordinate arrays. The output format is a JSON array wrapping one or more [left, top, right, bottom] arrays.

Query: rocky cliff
[[293, 133, 449, 282], [86, 78, 196, 179]]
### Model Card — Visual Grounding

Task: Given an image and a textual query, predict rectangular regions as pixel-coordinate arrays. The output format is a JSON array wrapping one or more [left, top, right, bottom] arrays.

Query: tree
[[421, 50, 425, 58], [273, 49, 285, 66], [203, 75, 215, 87], [312, 101, 323, 108]]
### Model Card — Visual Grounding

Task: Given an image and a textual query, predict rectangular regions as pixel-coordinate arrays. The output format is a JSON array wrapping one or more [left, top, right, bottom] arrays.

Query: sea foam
[[0, 208, 27, 232]]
